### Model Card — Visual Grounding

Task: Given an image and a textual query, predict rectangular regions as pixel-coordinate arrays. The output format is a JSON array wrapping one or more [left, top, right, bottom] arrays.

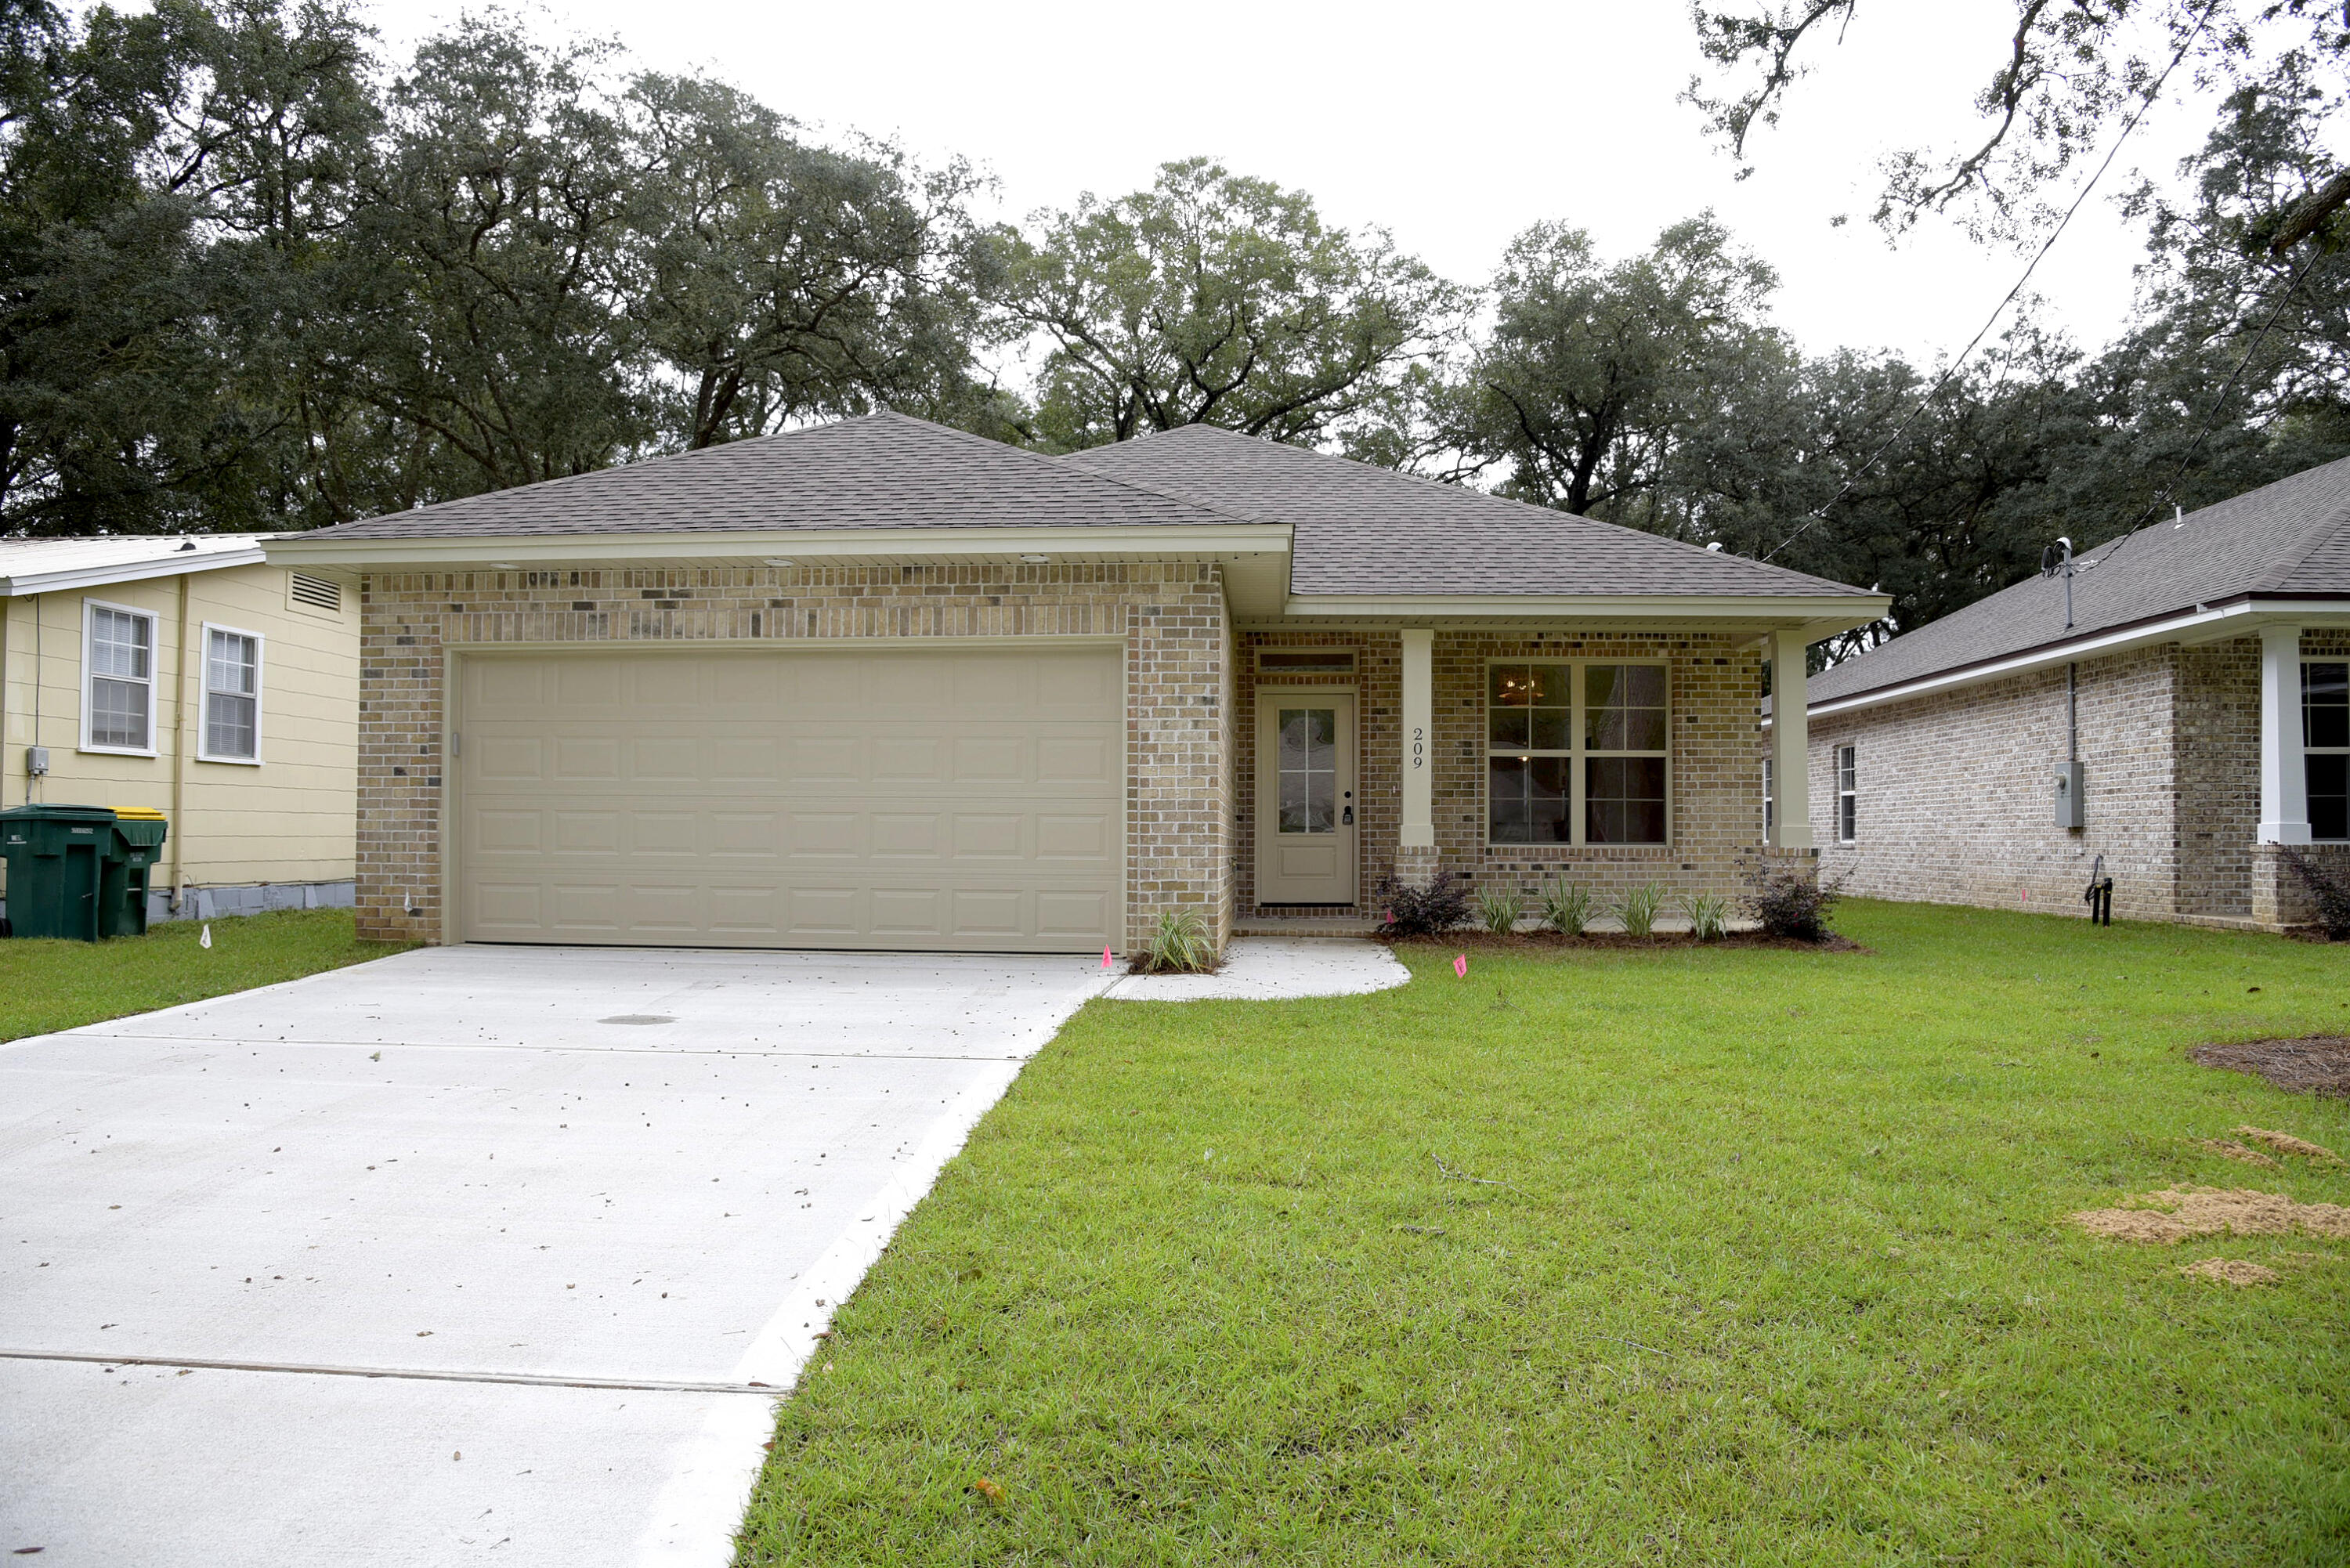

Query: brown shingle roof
[[291, 412, 1249, 540], [1064, 424, 1867, 598]]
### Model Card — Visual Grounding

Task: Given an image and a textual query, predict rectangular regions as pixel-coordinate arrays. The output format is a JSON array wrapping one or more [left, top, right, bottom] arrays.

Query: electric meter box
[[2054, 761, 2084, 829]]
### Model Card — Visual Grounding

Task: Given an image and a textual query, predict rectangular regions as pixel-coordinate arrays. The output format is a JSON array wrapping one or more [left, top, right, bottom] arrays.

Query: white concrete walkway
[[0, 945, 1113, 1566], [1103, 936, 1410, 1001]]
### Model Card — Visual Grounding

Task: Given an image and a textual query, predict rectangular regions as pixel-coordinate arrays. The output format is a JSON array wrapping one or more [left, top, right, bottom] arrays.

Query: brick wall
[[356, 561, 1231, 950], [1810, 629, 2350, 927], [1426, 630, 1781, 906]]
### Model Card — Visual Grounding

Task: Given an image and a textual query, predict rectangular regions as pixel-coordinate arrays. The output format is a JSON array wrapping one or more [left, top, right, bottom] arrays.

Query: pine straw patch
[[1394, 929, 1869, 955], [2072, 1187, 2350, 1244], [2192, 1035, 2350, 1098]]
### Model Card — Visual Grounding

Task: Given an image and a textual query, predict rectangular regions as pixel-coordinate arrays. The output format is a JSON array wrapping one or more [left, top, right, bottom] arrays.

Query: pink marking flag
[[1102, 945, 1115, 969], [1453, 952, 1468, 978]]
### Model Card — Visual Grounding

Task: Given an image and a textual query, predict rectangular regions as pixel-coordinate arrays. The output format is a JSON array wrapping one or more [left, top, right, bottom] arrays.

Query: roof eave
[[0, 547, 270, 598], [1277, 591, 1889, 638], [1803, 592, 2350, 719]]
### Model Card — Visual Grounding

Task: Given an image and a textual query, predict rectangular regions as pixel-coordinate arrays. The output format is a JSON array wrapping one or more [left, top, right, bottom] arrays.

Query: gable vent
[[287, 572, 342, 613]]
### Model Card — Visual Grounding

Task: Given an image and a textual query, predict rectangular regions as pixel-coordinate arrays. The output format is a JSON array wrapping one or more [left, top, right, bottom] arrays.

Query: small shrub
[[1541, 880, 1593, 936], [1679, 890, 1730, 941], [1376, 870, 1473, 938], [1475, 887, 1524, 935], [2280, 846, 2350, 940], [1139, 909, 1216, 973], [1612, 882, 1665, 939], [1742, 865, 1843, 941]]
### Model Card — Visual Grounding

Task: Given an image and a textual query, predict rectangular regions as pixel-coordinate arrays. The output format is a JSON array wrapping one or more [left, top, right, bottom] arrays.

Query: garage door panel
[[786, 811, 860, 858], [549, 811, 616, 854], [709, 813, 779, 858], [952, 815, 1023, 859], [1037, 889, 1113, 937], [787, 736, 860, 784], [460, 647, 1122, 952], [1037, 735, 1112, 784], [551, 735, 620, 781], [871, 735, 942, 782]]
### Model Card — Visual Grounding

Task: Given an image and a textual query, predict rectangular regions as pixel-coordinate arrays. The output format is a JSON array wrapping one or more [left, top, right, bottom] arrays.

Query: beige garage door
[[456, 644, 1123, 952]]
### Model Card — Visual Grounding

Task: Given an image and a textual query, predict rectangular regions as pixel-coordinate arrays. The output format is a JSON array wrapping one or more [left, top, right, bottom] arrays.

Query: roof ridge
[[1074, 424, 1860, 593], [853, 414, 1270, 529]]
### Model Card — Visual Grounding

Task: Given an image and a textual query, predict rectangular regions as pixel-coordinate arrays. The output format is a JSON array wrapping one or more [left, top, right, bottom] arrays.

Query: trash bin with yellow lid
[[101, 807, 170, 939]]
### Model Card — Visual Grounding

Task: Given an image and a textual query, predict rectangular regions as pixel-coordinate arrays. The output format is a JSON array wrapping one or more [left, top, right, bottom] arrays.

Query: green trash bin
[[102, 807, 169, 939], [0, 804, 116, 941]]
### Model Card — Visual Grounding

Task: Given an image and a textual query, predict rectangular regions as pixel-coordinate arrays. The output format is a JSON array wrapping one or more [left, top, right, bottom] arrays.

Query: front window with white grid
[[204, 628, 261, 761], [2308, 661, 2348, 841], [1835, 745, 1857, 843], [1487, 661, 1668, 846], [85, 605, 154, 751]]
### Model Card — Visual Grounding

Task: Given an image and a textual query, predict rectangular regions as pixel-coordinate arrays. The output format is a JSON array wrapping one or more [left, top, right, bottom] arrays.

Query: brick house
[[1796, 456, 2350, 930], [266, 414, 1882, 954]]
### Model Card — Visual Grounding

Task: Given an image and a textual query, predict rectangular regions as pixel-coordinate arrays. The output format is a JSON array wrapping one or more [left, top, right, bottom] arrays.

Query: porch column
[[1397, 627, 1438, 885], [1770, 629, 1813, 849], [2258, 623, 2311, 844]]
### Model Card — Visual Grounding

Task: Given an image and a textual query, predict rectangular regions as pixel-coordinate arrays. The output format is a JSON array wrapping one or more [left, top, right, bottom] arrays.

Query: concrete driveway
[[0, 944, 1112, 1566]]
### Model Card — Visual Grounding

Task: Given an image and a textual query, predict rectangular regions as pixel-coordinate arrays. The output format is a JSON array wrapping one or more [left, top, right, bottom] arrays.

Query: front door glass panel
[[1277, 707, 1337, 833]]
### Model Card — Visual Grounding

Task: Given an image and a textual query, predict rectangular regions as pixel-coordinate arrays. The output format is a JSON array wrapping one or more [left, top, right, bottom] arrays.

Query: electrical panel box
[[2054, 761, 2084, 829], [24, 746, 48, 778]]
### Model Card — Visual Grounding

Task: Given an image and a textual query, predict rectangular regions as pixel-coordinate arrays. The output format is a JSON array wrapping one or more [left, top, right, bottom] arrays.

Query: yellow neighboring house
[[0, 535, 357, 923]]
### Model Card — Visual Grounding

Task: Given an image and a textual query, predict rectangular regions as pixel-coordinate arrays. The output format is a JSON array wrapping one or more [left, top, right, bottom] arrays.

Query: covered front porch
[[1230, 621, 1833, 931]]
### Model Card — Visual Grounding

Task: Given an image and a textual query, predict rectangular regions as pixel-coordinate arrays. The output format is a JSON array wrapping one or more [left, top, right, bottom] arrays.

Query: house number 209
[[1410, 726, 1426, 769]]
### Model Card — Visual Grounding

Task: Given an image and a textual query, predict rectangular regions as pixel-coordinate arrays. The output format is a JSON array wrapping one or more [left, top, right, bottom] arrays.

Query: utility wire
[[2083, 237, 2327, 571], [1759, 0, 2225, 565]]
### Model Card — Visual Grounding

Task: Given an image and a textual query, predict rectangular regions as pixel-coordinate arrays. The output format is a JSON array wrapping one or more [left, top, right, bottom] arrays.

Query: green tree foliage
[[1442, 215, 1789, 519], [991, 158, 1466, 453], [0, 1, 996, 534]]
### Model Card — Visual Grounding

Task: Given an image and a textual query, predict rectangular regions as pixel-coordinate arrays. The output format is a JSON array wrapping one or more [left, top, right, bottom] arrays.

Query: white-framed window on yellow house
[[200, 623, 263, 764], [82, 599, 157, 754], [1487, 660, 1669, 845]]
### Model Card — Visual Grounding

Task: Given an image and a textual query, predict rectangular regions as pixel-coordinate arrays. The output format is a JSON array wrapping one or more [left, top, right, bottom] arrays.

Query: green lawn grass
[[736, 899, 2350, 1566], [0, 909, 407, 1042]]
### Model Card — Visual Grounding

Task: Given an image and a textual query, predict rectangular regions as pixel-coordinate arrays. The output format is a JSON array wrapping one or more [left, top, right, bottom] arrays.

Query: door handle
[[1342, 805, 1354, 825]]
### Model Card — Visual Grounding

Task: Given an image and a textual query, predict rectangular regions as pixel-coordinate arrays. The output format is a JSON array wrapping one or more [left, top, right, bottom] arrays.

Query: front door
[[1255, 691, 1357, 905]]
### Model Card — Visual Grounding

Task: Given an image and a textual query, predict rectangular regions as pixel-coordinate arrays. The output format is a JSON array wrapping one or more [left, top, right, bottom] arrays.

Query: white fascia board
[[1276, 592, 1889, 630], [262, 523, 1290, 569], [1801, 598, 2350, 721], [0, 547, 269, 598]]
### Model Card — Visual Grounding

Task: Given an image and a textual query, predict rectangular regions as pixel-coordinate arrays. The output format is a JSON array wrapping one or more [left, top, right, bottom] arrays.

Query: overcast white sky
[[360, 0, 2222, 367]]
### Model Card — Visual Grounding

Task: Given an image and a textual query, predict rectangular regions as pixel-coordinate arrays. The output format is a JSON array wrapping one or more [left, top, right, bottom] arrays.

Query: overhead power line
[[1759, 0, 2225, 565]]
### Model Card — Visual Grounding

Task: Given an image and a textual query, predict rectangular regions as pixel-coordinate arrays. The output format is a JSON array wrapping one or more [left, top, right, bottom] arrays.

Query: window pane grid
[[1835, 745, 1857, 843], [2309, 663, 2349, 841], [1487, 660, 1667, 847], [203, 629, 260, 760], [85, 606, 154, 750], [1276, 706, 1336, 833]]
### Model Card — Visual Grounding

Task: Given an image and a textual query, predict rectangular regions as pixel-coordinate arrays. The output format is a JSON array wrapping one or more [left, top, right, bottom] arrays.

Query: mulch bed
[[1386, 929, 1869, 955], [2193, 1036, 2350, 1099]]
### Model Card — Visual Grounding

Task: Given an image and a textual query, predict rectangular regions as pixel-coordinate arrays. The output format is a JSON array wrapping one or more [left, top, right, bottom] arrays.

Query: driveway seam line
[[0, 1347, 783, 1396]]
